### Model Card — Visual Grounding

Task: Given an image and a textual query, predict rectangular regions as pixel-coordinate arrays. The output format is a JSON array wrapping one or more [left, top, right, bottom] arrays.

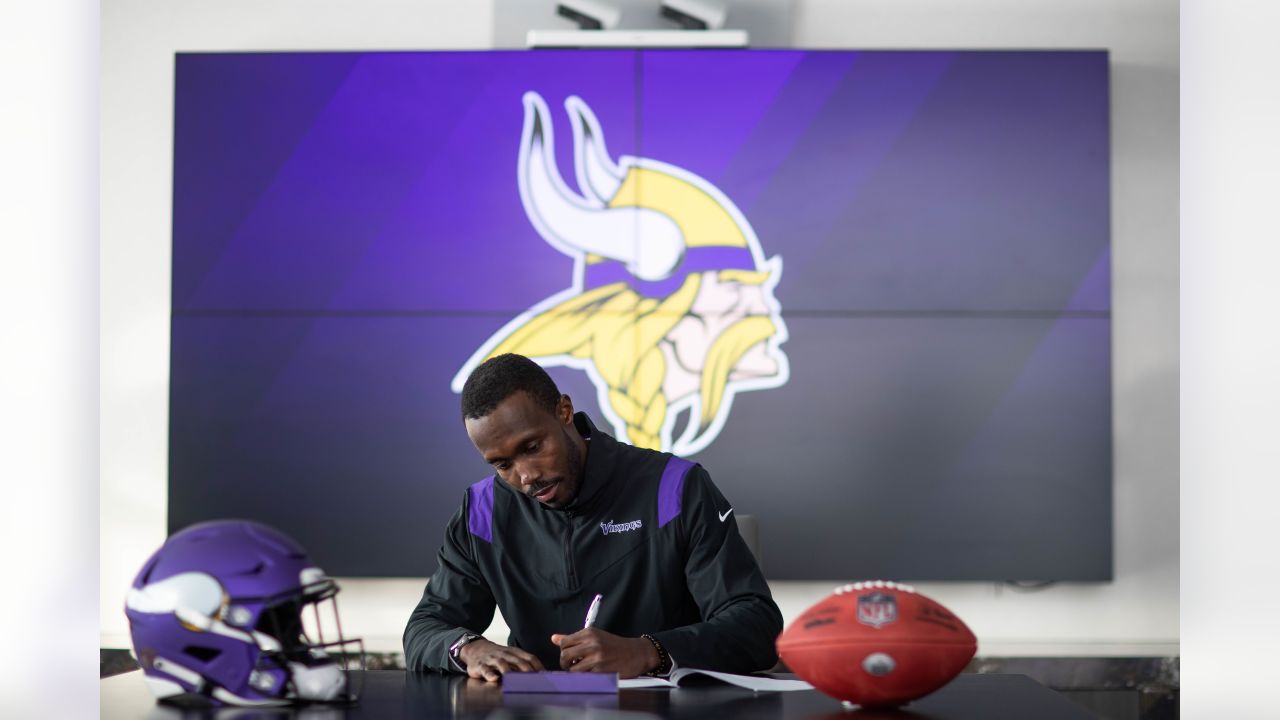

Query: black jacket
[[403, 412, 783, 673]]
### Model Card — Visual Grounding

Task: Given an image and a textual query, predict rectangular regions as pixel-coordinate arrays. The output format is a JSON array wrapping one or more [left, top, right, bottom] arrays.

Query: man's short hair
[[460, 354, 562, 421]]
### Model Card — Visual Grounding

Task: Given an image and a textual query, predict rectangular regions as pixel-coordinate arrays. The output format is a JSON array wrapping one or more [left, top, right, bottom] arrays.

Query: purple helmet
[[125, 520, 363, 706]]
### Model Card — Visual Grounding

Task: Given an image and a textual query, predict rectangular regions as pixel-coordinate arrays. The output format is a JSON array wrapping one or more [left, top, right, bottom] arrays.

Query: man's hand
[[550, 628, 660, 679], [457, 638, 545, 682]]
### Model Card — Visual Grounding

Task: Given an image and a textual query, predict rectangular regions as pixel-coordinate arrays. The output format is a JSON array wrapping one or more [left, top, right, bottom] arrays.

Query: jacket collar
[[562, 412, 620, 515]]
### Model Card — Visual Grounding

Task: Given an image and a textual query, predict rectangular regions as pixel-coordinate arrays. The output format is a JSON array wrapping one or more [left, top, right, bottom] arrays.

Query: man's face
[[465, 391, 584, 509]]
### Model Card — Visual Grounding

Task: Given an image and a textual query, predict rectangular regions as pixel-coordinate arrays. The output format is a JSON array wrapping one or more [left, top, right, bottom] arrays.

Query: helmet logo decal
[[452, 92, 790, 454], [126, 571, 224, 616]]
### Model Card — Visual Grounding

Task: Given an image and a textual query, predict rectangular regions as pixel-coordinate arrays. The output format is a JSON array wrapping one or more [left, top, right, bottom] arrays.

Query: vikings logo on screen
[[452, 92, 790, 455]]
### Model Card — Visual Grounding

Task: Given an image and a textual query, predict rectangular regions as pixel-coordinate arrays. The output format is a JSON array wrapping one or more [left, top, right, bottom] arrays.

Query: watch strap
[[449, 632, 482, 670]]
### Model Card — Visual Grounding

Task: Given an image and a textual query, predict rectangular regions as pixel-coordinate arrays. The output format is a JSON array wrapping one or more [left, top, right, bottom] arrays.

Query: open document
[[619, 668, 813, 691]]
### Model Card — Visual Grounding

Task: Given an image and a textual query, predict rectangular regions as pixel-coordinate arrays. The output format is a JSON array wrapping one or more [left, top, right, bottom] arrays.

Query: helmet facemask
[[245, 578, 365, 704]]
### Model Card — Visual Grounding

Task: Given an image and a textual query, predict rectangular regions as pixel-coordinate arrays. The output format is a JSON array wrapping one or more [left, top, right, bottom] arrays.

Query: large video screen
[[170, 50, 1111, 580]]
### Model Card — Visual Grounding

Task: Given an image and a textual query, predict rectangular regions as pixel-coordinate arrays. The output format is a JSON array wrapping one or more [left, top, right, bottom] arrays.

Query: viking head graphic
[[452, 92, 789, 455]]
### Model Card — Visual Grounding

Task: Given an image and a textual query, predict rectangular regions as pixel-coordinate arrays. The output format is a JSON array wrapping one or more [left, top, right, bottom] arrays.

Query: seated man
[[404, 353, 783, 681]]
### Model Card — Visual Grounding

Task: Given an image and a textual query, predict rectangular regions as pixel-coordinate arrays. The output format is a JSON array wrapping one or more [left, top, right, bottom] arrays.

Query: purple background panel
[[175, 51, 640, 314], [169, 51, 1111, 581], [173, 51, 1109, 315]]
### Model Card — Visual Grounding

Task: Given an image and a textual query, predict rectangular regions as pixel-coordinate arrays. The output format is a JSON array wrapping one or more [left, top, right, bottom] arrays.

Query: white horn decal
[[518, 92, 685, 282], [566, 96, 623, 204]]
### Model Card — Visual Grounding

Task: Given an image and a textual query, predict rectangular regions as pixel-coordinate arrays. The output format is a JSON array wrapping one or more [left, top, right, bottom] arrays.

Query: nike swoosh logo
[[718, 508, 734, 522]]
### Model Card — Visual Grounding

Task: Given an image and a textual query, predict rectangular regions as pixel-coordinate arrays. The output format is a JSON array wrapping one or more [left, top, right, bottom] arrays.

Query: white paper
[[618, 677, 676, 689], [619, 668, 813, 692]]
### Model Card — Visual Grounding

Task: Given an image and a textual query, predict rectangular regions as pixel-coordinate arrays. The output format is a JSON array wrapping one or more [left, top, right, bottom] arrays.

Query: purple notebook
[[501, 671, 619, 694]]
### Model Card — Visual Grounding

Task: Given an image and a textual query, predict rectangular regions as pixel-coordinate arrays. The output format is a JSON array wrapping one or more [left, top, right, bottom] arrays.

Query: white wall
[[101, 0, 1178, 656]]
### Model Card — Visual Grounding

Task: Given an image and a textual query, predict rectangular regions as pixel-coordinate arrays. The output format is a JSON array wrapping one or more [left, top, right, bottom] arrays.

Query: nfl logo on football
[[857, 592, 898, 629]]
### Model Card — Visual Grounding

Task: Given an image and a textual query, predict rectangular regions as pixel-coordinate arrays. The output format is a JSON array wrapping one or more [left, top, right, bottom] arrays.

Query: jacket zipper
[[564, 510, 578, 588]]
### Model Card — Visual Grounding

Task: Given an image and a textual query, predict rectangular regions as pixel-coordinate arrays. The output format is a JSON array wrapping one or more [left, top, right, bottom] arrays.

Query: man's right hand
[[457, 638, 545, 682]]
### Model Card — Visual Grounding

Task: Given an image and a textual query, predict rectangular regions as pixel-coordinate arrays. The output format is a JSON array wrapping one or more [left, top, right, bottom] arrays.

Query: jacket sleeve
[[402, 504, 497, 672], [651, 466, 784, 673]]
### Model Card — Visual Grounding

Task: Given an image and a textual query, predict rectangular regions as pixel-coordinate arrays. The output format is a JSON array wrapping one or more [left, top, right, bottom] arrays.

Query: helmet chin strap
[[288, 661, 347, 701]]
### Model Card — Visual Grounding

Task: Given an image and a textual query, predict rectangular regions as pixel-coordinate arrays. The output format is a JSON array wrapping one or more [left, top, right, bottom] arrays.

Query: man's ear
[[558, 394, 574, 425]]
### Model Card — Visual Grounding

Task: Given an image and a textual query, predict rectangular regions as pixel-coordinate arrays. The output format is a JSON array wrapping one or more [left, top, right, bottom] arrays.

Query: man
[[404, 353, 783, 681]]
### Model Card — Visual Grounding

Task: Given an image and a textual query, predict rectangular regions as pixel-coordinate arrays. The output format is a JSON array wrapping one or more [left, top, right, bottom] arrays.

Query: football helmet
[[125, 520, 363, 706]]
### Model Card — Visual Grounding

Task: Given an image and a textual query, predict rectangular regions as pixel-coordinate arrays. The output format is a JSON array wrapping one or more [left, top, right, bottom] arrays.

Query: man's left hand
[[550, 628, 659, 678]]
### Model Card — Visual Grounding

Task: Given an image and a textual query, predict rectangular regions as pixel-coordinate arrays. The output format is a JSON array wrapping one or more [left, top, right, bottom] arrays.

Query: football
[[776, 581, 977, 708]]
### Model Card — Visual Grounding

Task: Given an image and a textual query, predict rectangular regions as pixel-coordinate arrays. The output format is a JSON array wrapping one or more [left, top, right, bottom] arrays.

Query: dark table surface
[[102, 670, 1097, 719]]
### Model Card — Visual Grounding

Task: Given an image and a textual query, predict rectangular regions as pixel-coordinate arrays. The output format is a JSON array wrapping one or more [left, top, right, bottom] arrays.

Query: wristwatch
[[449, 632, 482, 670]]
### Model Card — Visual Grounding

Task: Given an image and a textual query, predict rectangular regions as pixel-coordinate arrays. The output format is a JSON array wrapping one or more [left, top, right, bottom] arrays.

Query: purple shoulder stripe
[[657, 457, 695, 528], [467, 476, 495, 543]]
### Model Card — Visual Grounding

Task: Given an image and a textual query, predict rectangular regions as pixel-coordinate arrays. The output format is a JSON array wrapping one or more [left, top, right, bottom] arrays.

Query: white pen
[[583, 593, 603, 629]]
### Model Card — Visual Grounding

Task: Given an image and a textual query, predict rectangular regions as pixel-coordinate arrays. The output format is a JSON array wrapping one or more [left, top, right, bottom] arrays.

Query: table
[[102, 670, 1098, 719]]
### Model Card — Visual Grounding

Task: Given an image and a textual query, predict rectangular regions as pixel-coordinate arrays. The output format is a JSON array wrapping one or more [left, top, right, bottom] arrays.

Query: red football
[[776, 581, 977, 707]]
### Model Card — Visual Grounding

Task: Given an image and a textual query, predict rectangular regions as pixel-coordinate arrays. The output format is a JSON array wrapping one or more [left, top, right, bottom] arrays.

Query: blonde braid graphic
[[451, 93, 790, 455], [485, 276, 699, 448]]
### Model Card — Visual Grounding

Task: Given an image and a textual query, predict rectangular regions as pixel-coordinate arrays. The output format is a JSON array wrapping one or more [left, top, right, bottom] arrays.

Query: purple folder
[[501, 671, 619, 694]]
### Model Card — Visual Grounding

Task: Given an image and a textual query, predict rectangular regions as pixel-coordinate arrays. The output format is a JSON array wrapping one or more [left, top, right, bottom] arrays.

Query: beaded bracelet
[[641, 633, 672, 676]]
